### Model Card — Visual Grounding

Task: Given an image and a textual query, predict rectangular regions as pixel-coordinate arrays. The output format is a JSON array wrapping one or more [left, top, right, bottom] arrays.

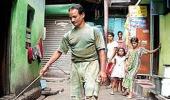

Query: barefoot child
[[110, 47, 126, 94], [123, 37, 161, 99]]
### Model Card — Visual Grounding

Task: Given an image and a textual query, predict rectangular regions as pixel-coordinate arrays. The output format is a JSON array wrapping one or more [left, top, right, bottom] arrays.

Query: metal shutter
[[42, 16, 72, 72]]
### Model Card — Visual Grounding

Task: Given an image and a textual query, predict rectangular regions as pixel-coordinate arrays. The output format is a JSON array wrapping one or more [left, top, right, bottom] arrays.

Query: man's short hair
[[69, 4, 85, 14]]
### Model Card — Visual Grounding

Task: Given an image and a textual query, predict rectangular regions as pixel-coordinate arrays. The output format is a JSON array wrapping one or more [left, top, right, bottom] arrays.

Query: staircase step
[[134, 79, 155, 98]]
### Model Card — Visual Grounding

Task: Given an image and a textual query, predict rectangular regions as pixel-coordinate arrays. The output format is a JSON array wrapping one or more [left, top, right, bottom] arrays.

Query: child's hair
[[117, 31, 123, 35], [130, 37, 139, 43], [117, 47, 126, 56], [107, 31, 114, 37]]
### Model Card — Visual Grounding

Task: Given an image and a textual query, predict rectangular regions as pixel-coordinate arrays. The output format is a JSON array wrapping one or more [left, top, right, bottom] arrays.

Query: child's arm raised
[[145, 43, 161, 54]]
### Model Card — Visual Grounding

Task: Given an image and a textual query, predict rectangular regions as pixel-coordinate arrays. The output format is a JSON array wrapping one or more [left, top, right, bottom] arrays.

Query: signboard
[[129, 17, 147, 37], [129, 6, 147, 17]]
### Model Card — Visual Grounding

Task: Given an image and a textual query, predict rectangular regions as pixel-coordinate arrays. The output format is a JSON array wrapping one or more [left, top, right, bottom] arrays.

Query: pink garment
[[117, 39, 125, 48], [117, 39, 127, 52]]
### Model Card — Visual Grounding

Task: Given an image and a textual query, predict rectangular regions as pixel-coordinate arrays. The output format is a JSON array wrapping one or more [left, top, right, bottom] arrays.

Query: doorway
[[152, 15, 160, 75], [0, 0, 12, 97]]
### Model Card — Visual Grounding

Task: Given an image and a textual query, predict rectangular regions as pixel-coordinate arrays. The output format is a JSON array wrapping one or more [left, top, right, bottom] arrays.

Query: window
[[26, 5, 34, 49]]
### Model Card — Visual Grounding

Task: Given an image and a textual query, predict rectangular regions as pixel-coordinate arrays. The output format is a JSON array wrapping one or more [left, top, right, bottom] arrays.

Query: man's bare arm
[[98, 49, 107, 83], [40, 50, 62, 76]]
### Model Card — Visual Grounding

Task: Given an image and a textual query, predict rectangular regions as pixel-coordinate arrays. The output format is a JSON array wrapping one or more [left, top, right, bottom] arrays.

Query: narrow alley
[[1, 0, 170, 100], [37, 70, 143, 100]]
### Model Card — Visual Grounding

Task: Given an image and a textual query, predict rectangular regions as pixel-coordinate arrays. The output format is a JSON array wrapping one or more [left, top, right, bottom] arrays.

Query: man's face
[[69, 9, 84, 27]]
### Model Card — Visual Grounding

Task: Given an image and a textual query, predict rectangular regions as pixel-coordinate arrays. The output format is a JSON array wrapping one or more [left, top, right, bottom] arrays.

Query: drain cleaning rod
[[13, 75, 41, 100], [135, 0, 141, 6], [56, 66, 69, 75]]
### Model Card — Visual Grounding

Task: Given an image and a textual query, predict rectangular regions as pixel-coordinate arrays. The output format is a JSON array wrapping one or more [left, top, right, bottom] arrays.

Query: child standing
[[105, 32, 118, 86], [117, 31, 127, 52], [107, 32, 118, 62], [110, 48, 126, 94], [123, 37, 161, 99]]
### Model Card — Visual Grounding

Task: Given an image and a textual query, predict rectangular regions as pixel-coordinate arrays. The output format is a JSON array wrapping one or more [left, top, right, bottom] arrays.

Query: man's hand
[[39, 66, 49, 76], [108, 59, 112, 63], [99, 71, 107, 84]]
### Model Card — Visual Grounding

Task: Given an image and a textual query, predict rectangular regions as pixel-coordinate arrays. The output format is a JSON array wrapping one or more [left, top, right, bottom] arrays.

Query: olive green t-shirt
[[58, 23, 105, 62]]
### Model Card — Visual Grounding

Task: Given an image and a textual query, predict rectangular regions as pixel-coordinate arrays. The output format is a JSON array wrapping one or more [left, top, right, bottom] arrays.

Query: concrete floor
[[38, 77, 144, 100]]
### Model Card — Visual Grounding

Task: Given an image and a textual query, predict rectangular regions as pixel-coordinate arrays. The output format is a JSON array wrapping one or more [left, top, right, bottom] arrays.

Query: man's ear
[[81, 12, 85, 19]]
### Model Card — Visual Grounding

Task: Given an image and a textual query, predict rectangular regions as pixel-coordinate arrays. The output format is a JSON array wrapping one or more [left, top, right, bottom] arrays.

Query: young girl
[[123, 37, 161, 99], [106, 32, 118, 76], [117, 31, 127, 52], [107, 32, 118, 62], [110, 48, 126, 94]]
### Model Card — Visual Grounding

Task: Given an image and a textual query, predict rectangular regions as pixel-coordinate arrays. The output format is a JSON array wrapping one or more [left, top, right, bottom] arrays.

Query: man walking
[[39, 4, 107, 100]]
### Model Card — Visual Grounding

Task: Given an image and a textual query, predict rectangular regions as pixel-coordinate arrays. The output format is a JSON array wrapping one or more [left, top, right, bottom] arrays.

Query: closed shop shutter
[[42, 16, 72, 71]]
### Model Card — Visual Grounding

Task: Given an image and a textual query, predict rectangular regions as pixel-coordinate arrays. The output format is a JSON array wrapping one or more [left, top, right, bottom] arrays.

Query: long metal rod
[[135, 0, 142, 6], [56, 66, 70, 75], [13, 75, 41, 100]]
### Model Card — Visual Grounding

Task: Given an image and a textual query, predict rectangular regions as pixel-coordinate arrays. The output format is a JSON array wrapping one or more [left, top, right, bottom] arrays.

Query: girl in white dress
[[110, 48, 126, 94]]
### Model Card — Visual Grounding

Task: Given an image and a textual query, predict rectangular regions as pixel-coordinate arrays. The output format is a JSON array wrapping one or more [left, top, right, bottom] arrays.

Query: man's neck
[[76, 21, 85, 29]]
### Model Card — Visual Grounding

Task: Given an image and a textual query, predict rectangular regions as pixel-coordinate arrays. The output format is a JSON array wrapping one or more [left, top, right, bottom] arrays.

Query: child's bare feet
[[114, 89, 118, 92], [110, 91, 114, 95]]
